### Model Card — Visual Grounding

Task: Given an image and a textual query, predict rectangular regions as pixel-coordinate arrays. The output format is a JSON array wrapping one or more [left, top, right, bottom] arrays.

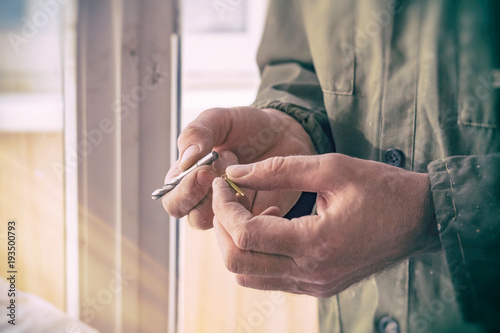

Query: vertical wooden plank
[[76, 0, 175, 331], [120, 0, 140, 331], [137, 0, 174, 331], [62, 0, 79, 319], [77, 1, 122, 331], [169, 32, 182, 333]]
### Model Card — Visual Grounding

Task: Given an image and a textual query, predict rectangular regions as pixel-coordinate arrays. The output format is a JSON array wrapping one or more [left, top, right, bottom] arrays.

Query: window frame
[[71, 0, 180, 331]]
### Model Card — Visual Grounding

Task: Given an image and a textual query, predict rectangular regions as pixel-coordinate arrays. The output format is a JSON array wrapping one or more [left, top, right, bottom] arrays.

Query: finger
[[235, 275, 340, 298], [226, 155, 330, 192], [213, 150, 254, 210], [163, 150, 238, 223], [213, 216, 298, 277], [187, 192, 214, 229], [212, 150, 239, 175], [162, 165, 216, 218], [164, 159, 182, 182], [260, 205, 282, 216], [211, 177, 253, 224], [177, 108, 232, 170], [212, 177, 313, 257], [251, 189, 300, 217]]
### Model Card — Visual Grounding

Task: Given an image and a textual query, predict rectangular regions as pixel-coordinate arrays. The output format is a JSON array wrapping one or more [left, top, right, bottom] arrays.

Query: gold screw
[[221, 174, 245, 196]]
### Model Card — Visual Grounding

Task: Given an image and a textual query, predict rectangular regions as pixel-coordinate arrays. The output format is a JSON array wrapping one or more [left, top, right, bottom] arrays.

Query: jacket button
[[377, 316, 399, 333], [384, 148, 405, 167]]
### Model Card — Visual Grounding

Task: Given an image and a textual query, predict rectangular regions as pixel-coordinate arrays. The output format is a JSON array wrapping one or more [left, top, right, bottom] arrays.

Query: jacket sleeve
[[252, 0, 334, 154], [428, 153, 500, 326]]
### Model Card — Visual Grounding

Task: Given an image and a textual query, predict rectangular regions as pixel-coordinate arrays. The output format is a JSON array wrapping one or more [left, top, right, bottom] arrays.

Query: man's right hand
[[161, 106, 316, 229]]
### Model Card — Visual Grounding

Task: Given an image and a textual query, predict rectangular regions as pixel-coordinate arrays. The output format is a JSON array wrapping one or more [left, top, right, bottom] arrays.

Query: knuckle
[[178, 124, 208, 148], [177, 176, 199, 196], [224, 251, 241, 273], [162, 198, 183, 218], [264, 156, 287, 177], [164, 164, 180, 184], [178, 108, 227, 147], [235, 274, 249, 287], [161, 169, 213, 220], [233, 225, 252, 250], [187, 211, 213, 230], [161, 186, 203, 219], [307, 282, 337, 299], [288, 278, 301, 292], [320, 154, 339, 178], [302, 265, 332, 285], [315, 290, 336, 299], [177, 128, 193, 148], [312, 271, 333, 285], [323, 152, 340, 165]]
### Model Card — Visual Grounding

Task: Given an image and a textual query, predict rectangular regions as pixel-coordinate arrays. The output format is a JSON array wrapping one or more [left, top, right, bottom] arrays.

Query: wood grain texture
[[0, 132, 65, 311]]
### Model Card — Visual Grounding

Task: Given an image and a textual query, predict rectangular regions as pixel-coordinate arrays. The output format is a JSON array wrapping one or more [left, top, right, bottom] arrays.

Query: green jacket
[[252, 0, 500, 332]]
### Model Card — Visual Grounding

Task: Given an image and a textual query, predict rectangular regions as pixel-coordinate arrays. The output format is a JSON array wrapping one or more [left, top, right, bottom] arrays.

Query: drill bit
[[151, 151, 219, 200]]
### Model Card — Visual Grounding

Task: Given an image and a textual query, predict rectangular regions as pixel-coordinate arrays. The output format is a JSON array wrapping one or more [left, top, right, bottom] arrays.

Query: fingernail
[[226, 164, 252, 178], [180, 145, 200, 168], [212, 177, 226, 188], [196, 170, 215, 186]]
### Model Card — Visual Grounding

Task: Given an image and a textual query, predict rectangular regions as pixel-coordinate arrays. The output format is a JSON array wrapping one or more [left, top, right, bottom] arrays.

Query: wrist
[[408, 172, 442, 256], [262, 108, 317, 155]]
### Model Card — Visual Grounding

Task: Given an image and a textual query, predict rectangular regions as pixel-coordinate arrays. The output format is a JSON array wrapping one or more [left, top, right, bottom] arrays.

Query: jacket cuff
[[252, 100, 334, 155], [428, 154, 500, 326]]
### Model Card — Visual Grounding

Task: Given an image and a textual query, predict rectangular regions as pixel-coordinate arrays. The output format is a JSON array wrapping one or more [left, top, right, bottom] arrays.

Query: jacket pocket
[[300, 0, 355, 96], [457, 2, 500, 129], [458, 69, 500, 130]]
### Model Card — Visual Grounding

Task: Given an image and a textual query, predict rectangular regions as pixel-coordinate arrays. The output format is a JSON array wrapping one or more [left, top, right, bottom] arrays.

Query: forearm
[[253, 0, 334, 155]]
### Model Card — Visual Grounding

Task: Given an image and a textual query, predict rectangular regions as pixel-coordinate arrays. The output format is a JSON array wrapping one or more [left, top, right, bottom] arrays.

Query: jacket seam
[[410, 3, 423, 172], [445, 161, 480, 313], [444, 160, 457, 225], [321, 6, 356, 98], [456, 233, 467, 269], [321, 53, 356, 96], [377, 8, 394, 161], [457, 121, 499, 129], [322, 89, 353, 96]]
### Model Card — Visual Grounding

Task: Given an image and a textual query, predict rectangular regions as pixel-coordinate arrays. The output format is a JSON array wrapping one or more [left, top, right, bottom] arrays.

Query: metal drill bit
[[151, 151, 219, 200]]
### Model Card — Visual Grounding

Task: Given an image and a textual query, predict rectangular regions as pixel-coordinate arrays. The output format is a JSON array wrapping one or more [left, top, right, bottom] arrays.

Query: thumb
[[226, 155, 327, 192], [177, 108, 232, 170]]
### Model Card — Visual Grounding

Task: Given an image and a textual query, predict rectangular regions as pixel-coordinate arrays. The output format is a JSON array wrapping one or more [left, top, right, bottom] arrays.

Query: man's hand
[[212, 154, 441, 297], [161, 107, 315, 229]]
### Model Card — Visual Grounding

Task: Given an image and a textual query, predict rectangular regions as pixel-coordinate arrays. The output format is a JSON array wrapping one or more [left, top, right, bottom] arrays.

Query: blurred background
[[0, 0, 318, 331], [0, 0, 66, 310]]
